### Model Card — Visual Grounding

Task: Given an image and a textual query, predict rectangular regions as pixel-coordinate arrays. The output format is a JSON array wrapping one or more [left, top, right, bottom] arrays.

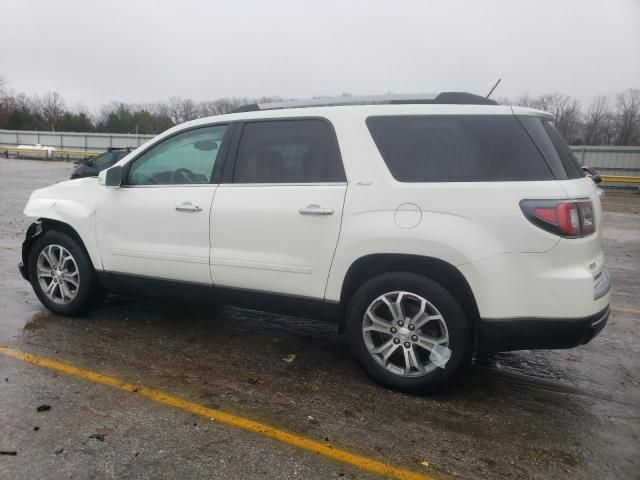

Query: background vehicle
[[19, 92, 611, 393], [70, 147, 131, 179]]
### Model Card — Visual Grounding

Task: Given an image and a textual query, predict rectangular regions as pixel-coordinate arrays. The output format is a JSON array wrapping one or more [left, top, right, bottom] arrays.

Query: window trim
[[120, 122, 234, 188], [222, 116, 346, 185]]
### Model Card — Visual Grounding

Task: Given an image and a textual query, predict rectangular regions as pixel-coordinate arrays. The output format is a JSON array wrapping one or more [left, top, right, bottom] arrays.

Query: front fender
[[23, 181, 103, 270]]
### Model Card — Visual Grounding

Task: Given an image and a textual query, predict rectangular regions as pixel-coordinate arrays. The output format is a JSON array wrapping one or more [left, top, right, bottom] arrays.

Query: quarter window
[[233, 119, 345, 183], [127, 125, 226, 185], [366, 115, 554, 182]]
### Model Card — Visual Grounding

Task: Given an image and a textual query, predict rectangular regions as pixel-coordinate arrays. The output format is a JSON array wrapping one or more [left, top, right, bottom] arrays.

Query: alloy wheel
[[36, 244, 80, 304], [362, 291, 449, 377]]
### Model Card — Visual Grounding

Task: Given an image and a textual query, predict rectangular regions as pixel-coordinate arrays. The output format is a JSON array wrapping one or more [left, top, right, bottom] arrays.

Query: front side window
[[366, 115, 554, 182], [127, 125, 226, 185], [233, 119, 345, 183]]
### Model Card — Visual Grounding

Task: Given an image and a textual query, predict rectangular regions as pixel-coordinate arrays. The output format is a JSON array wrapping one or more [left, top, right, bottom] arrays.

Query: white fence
[[0, 129, 154, 151]]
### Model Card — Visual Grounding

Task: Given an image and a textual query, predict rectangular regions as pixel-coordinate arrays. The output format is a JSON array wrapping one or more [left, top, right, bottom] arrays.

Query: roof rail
[[231, 92, 497, 113]]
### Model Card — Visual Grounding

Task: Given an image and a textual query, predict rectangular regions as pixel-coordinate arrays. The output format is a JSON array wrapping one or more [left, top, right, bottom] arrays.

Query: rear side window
[[366, 115, 554, 182], [518, 116, 584, 180], [233, 119, 345, 183]]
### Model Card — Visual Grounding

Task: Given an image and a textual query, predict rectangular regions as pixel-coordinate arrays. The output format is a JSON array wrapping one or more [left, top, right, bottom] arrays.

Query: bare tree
[[546, 94, 582, 142], [0, 74, 9, 128], [167, 96, 183, 124], [614, 89, 640, 146], [39, 91, 66, 131], [0, 74, 7, 98], [583, 96, 614, 145], [180, 98, 199, 122], [167, 97, 200, 123]]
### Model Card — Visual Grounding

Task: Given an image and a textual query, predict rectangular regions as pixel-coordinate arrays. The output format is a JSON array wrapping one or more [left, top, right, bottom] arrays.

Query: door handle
[[299, 204, 334, 215], [175, 202, 202, 212]]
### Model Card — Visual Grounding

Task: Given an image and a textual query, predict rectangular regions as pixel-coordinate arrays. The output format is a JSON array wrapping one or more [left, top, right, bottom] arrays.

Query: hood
[[30, 177, 99, 199], [25, 177, 102, 221]]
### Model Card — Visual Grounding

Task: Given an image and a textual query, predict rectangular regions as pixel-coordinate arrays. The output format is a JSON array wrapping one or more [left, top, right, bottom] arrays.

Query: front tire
[[346, 272, 471, 393], [28, 230, 103, 316]]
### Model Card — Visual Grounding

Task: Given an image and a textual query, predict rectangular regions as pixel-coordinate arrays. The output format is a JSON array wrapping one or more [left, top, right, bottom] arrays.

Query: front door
[[211, 118, 347, 299], [96, 124, 228, 284]]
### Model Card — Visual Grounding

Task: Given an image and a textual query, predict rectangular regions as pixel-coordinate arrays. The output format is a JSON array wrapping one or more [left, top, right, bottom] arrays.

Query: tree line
[[1, 74, 638, 145], [499, 91, 640, 146]]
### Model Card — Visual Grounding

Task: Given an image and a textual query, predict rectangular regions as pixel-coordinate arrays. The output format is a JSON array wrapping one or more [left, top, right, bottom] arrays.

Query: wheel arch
[[22, 218, 98, 280], [338, 254, 480, 339]]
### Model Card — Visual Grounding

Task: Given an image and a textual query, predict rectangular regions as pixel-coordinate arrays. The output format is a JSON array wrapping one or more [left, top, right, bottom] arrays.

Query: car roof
[[173, 103, 552, 130], [132, 93, 553, 152]]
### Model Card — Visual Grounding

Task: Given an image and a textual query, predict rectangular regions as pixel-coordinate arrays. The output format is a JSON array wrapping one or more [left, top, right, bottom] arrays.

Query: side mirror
[[582, 166, 602, 184], [104, 165, 123, 187]]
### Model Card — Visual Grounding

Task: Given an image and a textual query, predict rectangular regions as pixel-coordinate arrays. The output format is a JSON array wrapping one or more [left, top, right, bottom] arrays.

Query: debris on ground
[[276, 391, 297, 405], [88, 434, 105, 442], [33, 426, 39, 431], [0, 450, 17, 456], [420, 460, 429, 467], [36, 404, 51, 412], [54, 448, 64, 455], [282, 353, 296, 363]]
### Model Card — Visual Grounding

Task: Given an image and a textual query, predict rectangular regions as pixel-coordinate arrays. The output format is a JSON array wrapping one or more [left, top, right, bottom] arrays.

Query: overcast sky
[[1, 0, 639, 110]]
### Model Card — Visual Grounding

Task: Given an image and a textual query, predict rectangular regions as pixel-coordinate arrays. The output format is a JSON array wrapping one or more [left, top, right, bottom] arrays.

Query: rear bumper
[[476, 305, 609, 353]]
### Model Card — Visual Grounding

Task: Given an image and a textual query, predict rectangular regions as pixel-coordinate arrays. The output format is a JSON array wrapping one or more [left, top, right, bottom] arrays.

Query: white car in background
[[19, 92, 611, 392]]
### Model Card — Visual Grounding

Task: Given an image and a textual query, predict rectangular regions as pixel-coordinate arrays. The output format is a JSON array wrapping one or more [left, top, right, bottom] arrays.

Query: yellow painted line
[[0, 346, 433, 480], [611, 306, 640, 315]]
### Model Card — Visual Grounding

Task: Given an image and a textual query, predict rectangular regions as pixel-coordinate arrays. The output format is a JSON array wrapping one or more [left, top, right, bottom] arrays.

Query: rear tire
[[28, 230, 103, 316], [346, 272, 471, 393]]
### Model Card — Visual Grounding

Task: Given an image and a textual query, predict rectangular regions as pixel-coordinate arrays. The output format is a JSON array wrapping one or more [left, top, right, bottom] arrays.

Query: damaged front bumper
[[18, 221, 44, 282]]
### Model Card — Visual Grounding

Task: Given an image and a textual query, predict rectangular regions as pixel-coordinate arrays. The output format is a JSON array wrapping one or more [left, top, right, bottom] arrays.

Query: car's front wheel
[[346, 272, 471, 393], [28, 230, 104, 316]]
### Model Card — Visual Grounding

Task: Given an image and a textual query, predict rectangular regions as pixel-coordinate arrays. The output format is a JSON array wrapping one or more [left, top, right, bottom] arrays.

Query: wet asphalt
[[0, 158, 639, 480]]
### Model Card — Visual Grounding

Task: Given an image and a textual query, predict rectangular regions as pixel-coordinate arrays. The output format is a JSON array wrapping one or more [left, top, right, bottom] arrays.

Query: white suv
[[19, 93, 611, 392]]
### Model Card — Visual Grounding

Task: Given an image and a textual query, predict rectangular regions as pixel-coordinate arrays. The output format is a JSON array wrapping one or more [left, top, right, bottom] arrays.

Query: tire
[[346, 272, 471, 394], [28, 230, 104, 316]]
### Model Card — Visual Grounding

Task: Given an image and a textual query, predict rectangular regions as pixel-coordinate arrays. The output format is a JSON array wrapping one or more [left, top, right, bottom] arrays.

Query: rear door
[[210, 118, 347, 299]]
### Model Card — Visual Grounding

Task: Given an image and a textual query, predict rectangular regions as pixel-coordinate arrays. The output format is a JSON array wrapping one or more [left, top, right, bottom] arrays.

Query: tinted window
[[366, 115, 554, 182], [518, 116, 584, 180], [91, 151, 118, 169], [542, 120, 584, 179], [233, 119, 345, 183], [127, 125, 226, 185]]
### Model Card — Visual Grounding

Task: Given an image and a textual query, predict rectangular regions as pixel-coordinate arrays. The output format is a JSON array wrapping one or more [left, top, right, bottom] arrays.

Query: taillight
[[579, 201, 595, 235], [520, 199, 596, 237]]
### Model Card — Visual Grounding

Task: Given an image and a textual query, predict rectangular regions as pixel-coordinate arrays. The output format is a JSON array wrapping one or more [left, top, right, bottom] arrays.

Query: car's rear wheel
[[28, 230, 104, 316], [346, 272, 471, 393]]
